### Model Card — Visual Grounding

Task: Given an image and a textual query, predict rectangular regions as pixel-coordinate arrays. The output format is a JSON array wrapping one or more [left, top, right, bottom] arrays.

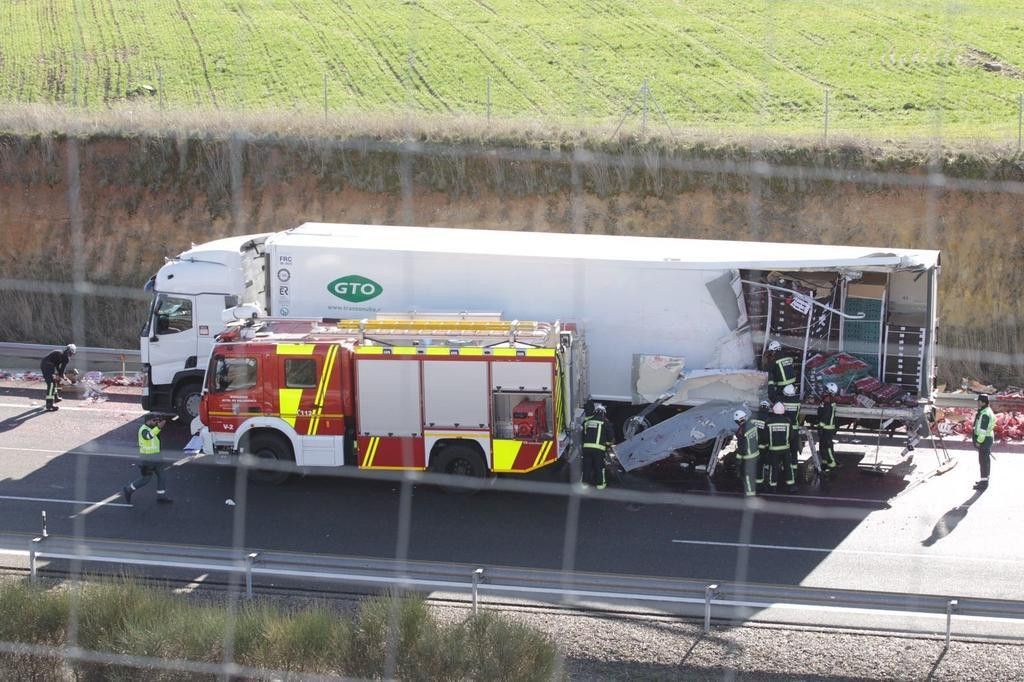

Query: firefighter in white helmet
[[764, 340, 796, 402], [752, 399, 771, 488], [582, 402, 614, 490], [40, 343, 77, 411], [817, 382, 840, 472], [733, 410, 759, 497], [764, 402, 791, 491], [780, 384, 801, 490]]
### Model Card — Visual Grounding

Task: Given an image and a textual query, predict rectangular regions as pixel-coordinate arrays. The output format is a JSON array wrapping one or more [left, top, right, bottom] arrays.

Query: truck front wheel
[[174, 382, 203, 424], [240, 432, 294, 485], [430, 444, 487, 494]]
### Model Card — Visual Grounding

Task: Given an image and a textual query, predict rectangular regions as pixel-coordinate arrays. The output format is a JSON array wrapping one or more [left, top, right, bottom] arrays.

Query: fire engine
[[195, 314, 586, 484]]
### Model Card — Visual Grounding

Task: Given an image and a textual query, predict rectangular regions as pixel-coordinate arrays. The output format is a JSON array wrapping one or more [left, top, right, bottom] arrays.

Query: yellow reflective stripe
[[355, 347, 384, 355], [460, 348, 484, 356], [491, 440, 522, 471], [390, 347, 417, 355], [278, 388, 303, 427], [365, 437, 380, 467], [492, 348, 517, 357], [426, 347, 450, 355], [533, 441, 553, 468], [524, 348, 555, 357], [309, 345, 338, 435], [276, 344, 315, 356]]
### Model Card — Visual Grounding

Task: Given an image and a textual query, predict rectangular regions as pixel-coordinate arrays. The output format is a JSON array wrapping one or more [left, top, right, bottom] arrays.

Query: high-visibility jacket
[[736, 422, 760, 459], [818, 401, 836, 431], [766, 415, 791, 451], [751, 413, 769, 451], [973, 406, 995, 445], [768, 355, 796, 387], [138, 424, 161, 457], [583, 417, 610, 451]]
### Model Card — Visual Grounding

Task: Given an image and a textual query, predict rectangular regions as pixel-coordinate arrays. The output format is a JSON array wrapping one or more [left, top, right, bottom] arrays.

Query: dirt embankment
[[1, 133, 1021, 384]]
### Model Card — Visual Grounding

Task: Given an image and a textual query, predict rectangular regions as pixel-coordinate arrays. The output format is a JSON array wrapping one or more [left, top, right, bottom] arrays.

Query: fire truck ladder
[[334, 318, 559, 348]]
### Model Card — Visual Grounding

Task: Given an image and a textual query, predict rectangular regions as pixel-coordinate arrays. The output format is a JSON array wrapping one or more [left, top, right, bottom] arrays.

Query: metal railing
[[5, 532, 1023, 642]]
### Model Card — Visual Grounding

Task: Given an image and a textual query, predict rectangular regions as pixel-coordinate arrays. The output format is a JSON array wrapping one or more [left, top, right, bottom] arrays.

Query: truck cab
[[141, 234, 270, 420]]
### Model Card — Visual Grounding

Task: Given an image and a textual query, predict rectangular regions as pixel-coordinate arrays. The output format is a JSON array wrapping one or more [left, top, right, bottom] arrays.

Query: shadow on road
[[920, 489, 986, 547], [0, 406, 49, 433]]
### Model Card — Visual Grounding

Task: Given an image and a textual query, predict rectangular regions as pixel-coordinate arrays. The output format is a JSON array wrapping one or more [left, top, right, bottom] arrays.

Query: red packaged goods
[[805, 353, 831, 370]]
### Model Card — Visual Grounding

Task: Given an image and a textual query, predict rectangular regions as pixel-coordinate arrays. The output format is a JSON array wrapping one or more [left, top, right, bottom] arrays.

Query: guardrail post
[[945, 599, 958, 648], [472, 568, 485, 615], [41, 510, 48, 538], [30, 537, 42, 582], [245, 552, 259, 599], [704, 584, 719, 633]]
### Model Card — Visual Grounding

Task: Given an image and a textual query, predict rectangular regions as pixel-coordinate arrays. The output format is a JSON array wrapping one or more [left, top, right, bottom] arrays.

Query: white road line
[[73, 492, 131, 516], [685, 489, 886, 505], [0, 494, 131, 509], [670, 539, 1024, 564], [0, 400, 143, 413]]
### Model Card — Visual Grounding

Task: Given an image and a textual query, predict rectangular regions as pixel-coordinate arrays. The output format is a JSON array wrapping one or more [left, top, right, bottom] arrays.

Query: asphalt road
[[0, 384, 1021, 605]]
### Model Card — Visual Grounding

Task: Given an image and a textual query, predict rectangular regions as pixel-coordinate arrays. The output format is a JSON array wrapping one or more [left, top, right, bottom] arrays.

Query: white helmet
[[733, 410, 747, 423], [772, 402, 786, 415], [825, 382, 839, 395], [65, 343, 77, 355], [767, 340, 782, 352], [782, 384, 796, 397], [759, 400, 771, 410]]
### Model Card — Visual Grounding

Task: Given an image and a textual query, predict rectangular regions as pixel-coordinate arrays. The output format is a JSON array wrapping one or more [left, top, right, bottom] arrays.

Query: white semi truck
[[141, 223, 940, 439]]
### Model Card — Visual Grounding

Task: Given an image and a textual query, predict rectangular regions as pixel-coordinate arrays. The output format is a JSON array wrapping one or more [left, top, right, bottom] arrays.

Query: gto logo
[[327, 275, 382, 302]]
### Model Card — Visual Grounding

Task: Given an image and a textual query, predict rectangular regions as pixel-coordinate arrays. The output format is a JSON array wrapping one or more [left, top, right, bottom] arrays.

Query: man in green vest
[[973, 394, 995, 490], [582, 402, 614, 490], [123, 414, 173, 505]]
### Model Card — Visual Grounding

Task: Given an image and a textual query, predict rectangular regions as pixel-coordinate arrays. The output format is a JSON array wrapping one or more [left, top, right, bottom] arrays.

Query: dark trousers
[[739, 455, 758, 495], [783, 439, 798, 485], [43, 370, 59, 404], [130, 462, 167, 492], [978, 439, 992, 480], [763, 450, 783, 488], [818, 429, 836, 469], [582, 447, 606, 486]]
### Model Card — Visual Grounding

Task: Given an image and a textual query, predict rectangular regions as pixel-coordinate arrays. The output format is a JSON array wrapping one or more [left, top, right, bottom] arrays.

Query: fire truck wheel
[[431, 444, 487, 493], [242, 432, 293, 485]]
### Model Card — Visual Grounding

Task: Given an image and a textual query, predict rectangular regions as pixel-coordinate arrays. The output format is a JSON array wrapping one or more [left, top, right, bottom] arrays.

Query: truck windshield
[[210, 356, 258, 392]]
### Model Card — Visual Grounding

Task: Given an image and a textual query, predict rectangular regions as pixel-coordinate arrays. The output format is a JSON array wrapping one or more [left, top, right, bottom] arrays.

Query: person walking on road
[[582, 402, 614, 490], [973, 394, 995, 490], [816, 382, 839, 472], [733, 410, 760, 497], [40, 343, 76, 411], [123, 414, 173, 505]]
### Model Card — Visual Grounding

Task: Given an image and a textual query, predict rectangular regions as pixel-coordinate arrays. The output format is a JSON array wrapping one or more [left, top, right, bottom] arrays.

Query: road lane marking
[[73, 492, 131, 517], [684, 489, 887, 505], [671, 539, 1024, 564], [0, 494, 131, 509], [0, 400, 143, 413]]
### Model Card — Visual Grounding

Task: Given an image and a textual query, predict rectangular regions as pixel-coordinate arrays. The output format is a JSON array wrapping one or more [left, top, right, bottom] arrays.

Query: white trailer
[[142, 223, 940, 432]]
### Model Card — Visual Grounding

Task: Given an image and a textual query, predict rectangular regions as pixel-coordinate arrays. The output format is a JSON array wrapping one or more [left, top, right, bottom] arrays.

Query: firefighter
[[752, 399, 771, 487], [764, 340, 796, 402], [765, 402, 792, 491], [817, 382, 839, 472], [780, 384, 801, 489], [123, 414, 173, 505], [973, 394, 995, 490], [733, 410, 760, 497], [582, 402, 614, 489], [40, 343, 76, 411]]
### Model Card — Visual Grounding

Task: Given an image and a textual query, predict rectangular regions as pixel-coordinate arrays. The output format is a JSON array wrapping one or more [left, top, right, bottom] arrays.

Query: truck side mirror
[[150, 336, 159, 343]]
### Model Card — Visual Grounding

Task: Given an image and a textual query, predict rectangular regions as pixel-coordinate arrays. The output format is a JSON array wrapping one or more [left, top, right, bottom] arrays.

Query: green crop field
[[1, 0, 1023, 140]]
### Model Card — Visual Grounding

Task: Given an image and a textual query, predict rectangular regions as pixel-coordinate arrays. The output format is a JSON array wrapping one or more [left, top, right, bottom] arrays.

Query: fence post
[[472, 567, 485, 614], [245, 552, 259, 599], [704, 583, 719, 633], [30, 537, 42, 582], [824, 88, 830, 144], [945, 599, 958, 648]]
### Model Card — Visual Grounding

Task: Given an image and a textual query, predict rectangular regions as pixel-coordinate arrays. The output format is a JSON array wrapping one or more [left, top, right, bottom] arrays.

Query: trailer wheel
[[431, 444, 487, 494], [241, 432, 294, 485]]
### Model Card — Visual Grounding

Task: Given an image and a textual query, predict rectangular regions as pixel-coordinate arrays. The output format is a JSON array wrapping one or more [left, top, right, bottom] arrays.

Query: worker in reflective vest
[[817, 382, 839, 472], [765, 402, 792, 490], [123, 414, 173, 505], [582, 403, 614, 490], [973, 394, 995, 490], [765, 340, 796, 402], [751, 400, 771, 487], [733, 410, 760, 497], [40, 343, 76, 411]]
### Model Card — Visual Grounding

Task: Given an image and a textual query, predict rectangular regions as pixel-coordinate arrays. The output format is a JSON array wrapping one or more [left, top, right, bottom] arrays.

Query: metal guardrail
[[0, 342, 140, 361], [4, 533, 1023, 641]]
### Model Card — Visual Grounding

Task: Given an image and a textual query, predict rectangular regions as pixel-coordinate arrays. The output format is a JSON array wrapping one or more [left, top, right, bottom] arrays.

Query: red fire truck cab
[[196, 316, 586, 484]]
